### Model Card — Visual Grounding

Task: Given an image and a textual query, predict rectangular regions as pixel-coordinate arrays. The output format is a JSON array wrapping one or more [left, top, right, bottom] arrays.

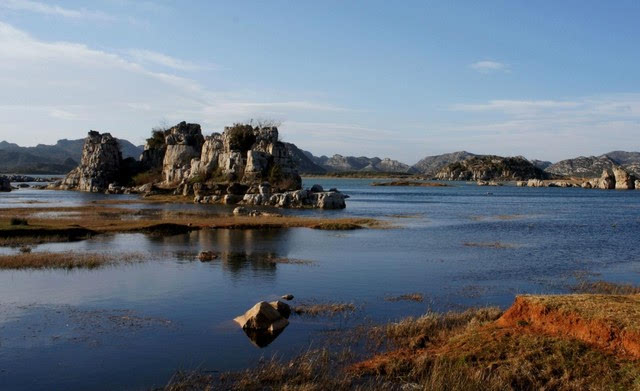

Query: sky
[[0, 0, 639, 164]]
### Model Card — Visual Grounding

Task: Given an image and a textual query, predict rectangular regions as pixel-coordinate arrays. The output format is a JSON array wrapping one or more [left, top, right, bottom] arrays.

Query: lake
[[1, 178, 639, 390]]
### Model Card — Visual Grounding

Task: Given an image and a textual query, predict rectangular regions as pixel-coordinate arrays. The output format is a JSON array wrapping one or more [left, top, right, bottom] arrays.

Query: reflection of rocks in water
[[241, 325, 287, 348]]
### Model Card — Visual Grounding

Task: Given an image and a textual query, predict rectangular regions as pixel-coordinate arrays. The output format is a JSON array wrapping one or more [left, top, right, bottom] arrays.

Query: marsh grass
[[162, 303, 640, 391], [0, 207, 384, 246], [572, 279, 640, 295], [0, 251, 144, 269], [292, 302, 357, 317], [384, 293, 424, 302]]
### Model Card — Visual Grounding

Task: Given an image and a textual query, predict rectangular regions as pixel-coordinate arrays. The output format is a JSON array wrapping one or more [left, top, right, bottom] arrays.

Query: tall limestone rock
[[61, 131, 122, 192], [613, 166, 636, 190], [189, 124, 301, 192], [162, 122, 204, 184], [598, 170, 616, 190]]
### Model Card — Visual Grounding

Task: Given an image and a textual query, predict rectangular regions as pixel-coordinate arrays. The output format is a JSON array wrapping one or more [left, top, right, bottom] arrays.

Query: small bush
[[226, 124, 256, 152], [132, 171, 162, 186], [10, 217, 28, 226]]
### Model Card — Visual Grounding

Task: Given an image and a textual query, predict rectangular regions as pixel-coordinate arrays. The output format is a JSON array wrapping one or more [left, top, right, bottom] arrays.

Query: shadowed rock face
[[61, 131, 122, 192], [0, 176, 11, 192]]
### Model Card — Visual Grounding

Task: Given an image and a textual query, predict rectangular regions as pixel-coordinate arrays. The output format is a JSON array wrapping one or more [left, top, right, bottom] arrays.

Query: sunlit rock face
[[162, 122, 204, 185], [187, 124, 301, 192], [61, 131, 122, 193]]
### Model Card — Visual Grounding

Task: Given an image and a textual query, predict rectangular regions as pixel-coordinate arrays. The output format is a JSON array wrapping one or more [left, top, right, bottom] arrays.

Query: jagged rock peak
[[61, 131, 122, 192]]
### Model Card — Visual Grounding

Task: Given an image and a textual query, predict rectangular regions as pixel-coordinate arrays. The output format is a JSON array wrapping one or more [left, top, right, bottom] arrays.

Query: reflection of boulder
[[234, 301, 291, 348], [241, 325, 286, 348]]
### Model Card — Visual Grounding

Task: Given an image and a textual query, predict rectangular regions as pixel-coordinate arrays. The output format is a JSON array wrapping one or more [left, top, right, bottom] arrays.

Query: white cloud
[[451, 99, 579, 113], [0, 0, 114, 21], [127, 49, 212, 72], [0, 22, 351, 147], [470, 60, 509, 73]]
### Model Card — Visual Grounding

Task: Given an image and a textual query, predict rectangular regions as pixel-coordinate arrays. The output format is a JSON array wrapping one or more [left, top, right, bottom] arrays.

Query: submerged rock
[[281, 294, 294, 301], [197, 251, 218, 262]]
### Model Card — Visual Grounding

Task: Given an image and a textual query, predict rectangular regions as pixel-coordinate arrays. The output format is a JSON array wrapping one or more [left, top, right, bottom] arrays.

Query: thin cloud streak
[[470, 60, 509, 73], [0, 0, 115, 21]]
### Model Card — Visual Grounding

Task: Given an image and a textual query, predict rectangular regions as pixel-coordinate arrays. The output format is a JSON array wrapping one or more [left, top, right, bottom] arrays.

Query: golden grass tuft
[[384, 293, 424, 302], [0, 251, 144, 269]]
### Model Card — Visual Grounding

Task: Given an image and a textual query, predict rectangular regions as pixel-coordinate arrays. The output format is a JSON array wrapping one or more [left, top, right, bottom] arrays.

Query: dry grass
[[572, 279, 640, 295], [0, 251, 144, 269], [384, 293, 424, 302], [0, 206, 384, 245], [292, 302, 357, 317], [164, 302, 640, 390], [510, 294, 640, 333]]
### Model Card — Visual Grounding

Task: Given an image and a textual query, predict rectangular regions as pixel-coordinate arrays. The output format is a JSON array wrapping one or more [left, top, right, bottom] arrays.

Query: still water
[[1, 179, 639, 390]]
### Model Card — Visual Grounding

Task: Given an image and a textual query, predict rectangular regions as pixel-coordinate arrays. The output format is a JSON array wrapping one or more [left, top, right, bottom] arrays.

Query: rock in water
[[197, 251, 218, 261], [636, 180, 640, 190], [234, 301, 291, 332], [613, 166, 636, 190], [162, 122, 204, 184], [61, 131, 122, 192], [0, 176, 11, 192]]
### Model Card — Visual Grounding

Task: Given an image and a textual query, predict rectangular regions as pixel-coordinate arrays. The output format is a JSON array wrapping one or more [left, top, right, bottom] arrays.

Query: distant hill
[[0, 137, 143, 174], [411, 151, 476, 177], [283, 143, 327, 174], [435, 155, 548, 181], [306, 153, 415, 174], [545, 151, 640, 178]]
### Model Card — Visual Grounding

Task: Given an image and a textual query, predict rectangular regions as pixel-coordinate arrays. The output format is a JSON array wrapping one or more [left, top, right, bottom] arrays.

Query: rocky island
[[57, 122, 347, 209]]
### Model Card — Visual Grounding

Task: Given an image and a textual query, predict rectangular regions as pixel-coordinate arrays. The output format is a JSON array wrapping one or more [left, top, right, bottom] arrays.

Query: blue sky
[[0, 0, 639, 163]]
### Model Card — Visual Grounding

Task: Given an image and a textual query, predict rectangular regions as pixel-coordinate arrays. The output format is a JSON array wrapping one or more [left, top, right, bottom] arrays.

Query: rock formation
[[162, 122, 204, 184], [412, 151, 476, 177], [598, 170, 616, 190], [435, 156, 547, 181], [613, 166, 636, 190], [0, 175, 11, 192], [61, 131, 122, 192], [545, 151, 640, 178], [56, 121, 347, 209]]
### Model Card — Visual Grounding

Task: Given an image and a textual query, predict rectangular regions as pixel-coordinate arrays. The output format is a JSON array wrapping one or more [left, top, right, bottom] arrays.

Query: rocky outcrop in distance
[[520, 167, 638, 190], [306, 153, 416, 174], [59, 122, 347, 209], [411, 151, 476, 177], [545, 151, 640, 178], [0, 138, 142, 175], [434, 156, 548, 181]]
